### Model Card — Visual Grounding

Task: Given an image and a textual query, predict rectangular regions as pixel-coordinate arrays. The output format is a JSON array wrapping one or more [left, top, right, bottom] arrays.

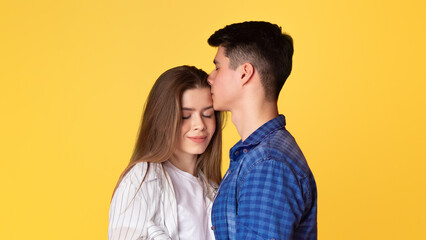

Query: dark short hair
[[208, 21, 294, 101]]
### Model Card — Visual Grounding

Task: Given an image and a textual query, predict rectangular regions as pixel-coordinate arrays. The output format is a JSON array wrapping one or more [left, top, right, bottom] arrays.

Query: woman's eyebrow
[[182, 106, 213, 111]]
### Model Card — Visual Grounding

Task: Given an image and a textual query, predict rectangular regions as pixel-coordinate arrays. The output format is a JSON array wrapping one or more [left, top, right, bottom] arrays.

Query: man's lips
[[188, 136, 207, 143]]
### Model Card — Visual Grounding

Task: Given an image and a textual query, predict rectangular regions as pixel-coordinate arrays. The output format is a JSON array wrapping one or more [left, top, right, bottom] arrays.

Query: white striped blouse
[[108, 162, 216, 240]]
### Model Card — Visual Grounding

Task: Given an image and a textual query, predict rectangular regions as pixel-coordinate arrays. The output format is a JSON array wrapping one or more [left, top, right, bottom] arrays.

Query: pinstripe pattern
[[109, 162, 217, 240], [211, 115, 317, 240]]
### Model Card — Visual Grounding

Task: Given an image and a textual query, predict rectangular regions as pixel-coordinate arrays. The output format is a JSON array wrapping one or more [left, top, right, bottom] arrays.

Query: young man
[[207, 21, 317, 240]]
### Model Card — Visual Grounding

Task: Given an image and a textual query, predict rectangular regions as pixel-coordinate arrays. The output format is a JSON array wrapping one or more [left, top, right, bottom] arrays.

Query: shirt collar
[[230, 115, 286, 155]]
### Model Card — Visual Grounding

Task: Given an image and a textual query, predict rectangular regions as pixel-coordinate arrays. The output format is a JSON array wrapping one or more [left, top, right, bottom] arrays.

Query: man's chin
[[212, 102, 226, 111]]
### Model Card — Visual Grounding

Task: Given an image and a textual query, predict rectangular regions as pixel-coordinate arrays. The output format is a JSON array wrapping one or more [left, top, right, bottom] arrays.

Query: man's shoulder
[[245, 128, 311, 178]]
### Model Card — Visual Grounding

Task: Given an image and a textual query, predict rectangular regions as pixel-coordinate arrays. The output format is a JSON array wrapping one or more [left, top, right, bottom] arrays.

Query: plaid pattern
[[211, 115, 317, 240]]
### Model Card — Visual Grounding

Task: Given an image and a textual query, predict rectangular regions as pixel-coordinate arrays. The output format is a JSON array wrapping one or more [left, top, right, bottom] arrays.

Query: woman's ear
[[239, 62, 254, 86]]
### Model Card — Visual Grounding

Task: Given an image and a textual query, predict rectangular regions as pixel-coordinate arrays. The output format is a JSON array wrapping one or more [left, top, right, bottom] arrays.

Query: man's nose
[[207, 73, 214, 86]]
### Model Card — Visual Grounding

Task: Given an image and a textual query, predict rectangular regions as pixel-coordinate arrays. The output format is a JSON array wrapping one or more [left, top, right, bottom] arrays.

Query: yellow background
[[1, 0, 425, 239]]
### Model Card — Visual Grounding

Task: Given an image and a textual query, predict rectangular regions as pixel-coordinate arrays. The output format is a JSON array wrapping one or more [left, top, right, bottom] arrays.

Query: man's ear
[[239, 62, 254, 86]]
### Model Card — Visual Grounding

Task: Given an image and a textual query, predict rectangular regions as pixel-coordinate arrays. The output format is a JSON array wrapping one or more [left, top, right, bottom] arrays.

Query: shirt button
[[235, 151, 239, 156], [211, 226, 216, 230], [243, 149, 248, 153]]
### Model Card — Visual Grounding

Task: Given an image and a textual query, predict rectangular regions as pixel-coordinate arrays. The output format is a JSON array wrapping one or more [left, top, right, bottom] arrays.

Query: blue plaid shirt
[[211, 115, 317, 240]]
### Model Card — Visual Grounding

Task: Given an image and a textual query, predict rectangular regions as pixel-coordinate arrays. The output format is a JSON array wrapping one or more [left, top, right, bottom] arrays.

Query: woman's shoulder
[[122, 162, 164, 185], [112, 162, 168, 204], [209, 180, 219, 190], [197, 171, 219, 200]]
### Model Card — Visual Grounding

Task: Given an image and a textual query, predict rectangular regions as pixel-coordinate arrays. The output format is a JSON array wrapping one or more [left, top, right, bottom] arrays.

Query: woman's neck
[[169, 150, 197, 176]]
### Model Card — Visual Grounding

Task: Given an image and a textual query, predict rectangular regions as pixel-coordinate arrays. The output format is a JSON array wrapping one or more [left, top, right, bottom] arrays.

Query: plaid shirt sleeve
[[236, 158, 317, 240]]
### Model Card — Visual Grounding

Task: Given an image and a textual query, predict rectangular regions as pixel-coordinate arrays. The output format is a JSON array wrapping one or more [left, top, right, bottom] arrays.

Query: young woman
[[108, 66, 223, 240]]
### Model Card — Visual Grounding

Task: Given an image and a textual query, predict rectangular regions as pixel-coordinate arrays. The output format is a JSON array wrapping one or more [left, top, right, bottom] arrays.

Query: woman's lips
[[188, 136, 207, 143]]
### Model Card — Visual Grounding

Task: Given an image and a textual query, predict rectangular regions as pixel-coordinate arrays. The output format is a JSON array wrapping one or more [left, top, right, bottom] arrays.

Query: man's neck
[[231, 100, 279, 141]]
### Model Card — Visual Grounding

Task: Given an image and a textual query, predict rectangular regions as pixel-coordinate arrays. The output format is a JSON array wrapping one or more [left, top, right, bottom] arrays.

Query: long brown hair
[[113, 65, 223, 197]]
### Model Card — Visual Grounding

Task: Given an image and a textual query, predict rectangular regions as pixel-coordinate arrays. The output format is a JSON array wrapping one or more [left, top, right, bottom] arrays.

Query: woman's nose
[[192, 115, 206, 130]]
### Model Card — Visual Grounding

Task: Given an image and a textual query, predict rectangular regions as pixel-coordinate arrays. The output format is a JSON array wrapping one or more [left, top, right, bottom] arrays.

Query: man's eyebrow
[[182, 106, 213, 111]]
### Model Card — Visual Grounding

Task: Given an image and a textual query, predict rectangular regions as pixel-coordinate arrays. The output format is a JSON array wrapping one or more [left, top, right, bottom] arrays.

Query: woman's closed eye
[[202, 109, 214, 118], [182, 114, 212, 119], [182, 112, 213, 120]]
